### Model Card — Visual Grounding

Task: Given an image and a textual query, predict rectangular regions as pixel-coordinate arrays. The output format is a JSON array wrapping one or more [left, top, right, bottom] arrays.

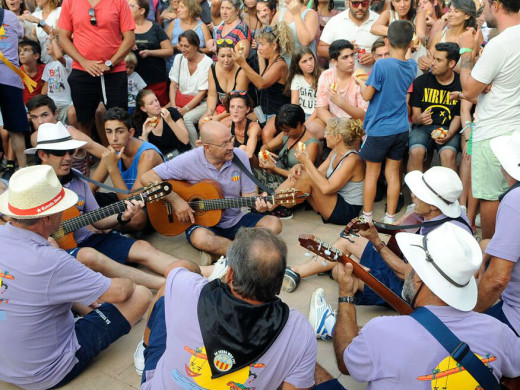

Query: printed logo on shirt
[[231, 170, 240, 182], [48, 67, 66, 93], [75, 196, 85, 209], [0, 270, 15, 306], [0, 24, 12, 51], [418, 353, 497, 389]]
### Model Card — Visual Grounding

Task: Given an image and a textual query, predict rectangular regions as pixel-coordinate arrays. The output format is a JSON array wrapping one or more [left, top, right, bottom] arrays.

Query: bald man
[[141, 121, 281, 263]]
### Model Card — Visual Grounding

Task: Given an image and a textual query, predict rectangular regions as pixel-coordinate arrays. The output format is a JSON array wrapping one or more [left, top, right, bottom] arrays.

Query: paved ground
[[0, 192, 436, 390]]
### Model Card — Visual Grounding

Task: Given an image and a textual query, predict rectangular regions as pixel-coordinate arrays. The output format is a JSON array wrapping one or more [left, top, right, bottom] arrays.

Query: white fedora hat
[[405, 167, 462, 218], [0, 165, 78, 219], [396, 223, 482, 311], [490, 130, 520, 182], [25, 122, 87, 154]]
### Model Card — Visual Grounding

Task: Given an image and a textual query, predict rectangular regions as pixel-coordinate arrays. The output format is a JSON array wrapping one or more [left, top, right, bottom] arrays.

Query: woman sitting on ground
[[134, 89, 190, 160]]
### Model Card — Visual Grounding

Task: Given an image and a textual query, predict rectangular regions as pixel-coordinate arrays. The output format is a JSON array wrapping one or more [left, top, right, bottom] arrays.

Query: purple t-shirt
[[486, 186, 520, 334], [140, 268, 317, 390], [420, 210, 472, 235], [0, 10, 24, 89], [345, 305, 520, 389], [0, 223, 111, 389], [153, 148, 257, 228]]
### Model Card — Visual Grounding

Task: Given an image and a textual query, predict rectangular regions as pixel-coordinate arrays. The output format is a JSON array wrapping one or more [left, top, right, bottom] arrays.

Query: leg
[[363, 161, 382, 216], [439, 148, 457, 171], [183, 102, 207, 148], [313, 363, 347, 390], [459, 153, 471, 206], [384, 158, 402, 216], [189, 226, 232, 257], [407, 146, 426, 173], [407, 126, 432, 173], [305, 118, 326, 140], [67, 104, 77, 128], [261, 116, 277, 145], [255, 215, 282, 234], [9, 132, 27, 168], [94, 103, 108, 146], [480, 199, 499, 240]]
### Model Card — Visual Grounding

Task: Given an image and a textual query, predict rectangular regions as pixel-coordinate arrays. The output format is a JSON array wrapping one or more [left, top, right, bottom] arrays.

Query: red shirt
[[21, 63, 45, 104], [58, 0, 135, 73]]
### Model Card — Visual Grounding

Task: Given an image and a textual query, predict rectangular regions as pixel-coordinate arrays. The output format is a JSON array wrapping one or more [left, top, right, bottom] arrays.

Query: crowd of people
[[0, 0, 520, 388]]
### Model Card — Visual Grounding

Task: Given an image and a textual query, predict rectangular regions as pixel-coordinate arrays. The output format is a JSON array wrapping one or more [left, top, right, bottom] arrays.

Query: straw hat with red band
[[0, 165, 78, 219]]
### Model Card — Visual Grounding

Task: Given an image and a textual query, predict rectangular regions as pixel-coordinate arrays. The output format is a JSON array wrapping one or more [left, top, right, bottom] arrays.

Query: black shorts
[[0, 84, 30, 133], [322, 194, 362, 225], [68, 70, 128, 124], [359, 131, 408, 163]]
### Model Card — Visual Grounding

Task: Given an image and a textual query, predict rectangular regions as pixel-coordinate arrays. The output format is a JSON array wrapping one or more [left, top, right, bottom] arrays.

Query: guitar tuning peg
[[324, 249, 331, 256], [313, 253, 319, 262], [304, 251, 312, 257], [333, 252, 339, 260]]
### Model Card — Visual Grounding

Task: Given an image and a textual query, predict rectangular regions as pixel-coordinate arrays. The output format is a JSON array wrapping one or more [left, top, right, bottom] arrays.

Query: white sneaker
[[381, 215, 395, 224], [208, 256, 228, 281], [134, 338, 145, 375], [308, 288, 335, 340], [475, 213, 481, 228]]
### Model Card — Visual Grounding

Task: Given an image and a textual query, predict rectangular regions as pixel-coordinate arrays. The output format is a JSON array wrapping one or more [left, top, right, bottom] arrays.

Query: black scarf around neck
[[197, 280, 289, 379]]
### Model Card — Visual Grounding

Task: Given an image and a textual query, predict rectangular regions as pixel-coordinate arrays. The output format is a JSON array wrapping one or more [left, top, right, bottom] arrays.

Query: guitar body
[[53, 206, 81, 250], [147, 180, 224, 236]]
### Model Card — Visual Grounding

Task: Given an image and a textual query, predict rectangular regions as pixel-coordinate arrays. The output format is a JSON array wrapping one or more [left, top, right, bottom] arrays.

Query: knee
[[77, 248, 104, 270], [132, 285, 153, 314], [257, 216, 282, 234], [125, 210, 147, 231], [189, 228, 210, 249], [409, 147, 425, 162], [440, 150, 456, 166]]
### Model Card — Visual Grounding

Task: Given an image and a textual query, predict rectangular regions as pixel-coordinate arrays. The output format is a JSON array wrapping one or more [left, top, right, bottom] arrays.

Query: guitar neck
[[189, 195, 274, 211], [60, 193, 144, 235]]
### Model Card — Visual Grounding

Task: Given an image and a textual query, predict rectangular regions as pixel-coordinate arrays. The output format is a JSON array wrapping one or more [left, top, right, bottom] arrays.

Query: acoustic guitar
[[147, 180, 308, 236], [52, 182, 172, 250], [299, 233, 413, 315]]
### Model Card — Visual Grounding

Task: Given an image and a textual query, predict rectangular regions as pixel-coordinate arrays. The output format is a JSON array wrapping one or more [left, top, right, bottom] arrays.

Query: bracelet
[[184, 105, 190, 112], [374, 241, 386, 252], [459, 47, 473, 55], [338, 296, 357, 304], [117, 212, 130, 225]]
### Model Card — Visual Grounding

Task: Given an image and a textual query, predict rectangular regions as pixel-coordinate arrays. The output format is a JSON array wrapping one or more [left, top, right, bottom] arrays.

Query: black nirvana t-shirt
[[410, 72, 461, 127]]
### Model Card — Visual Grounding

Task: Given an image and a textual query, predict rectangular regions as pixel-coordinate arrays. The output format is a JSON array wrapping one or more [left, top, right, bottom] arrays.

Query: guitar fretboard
[[188, 196, 274, 211]]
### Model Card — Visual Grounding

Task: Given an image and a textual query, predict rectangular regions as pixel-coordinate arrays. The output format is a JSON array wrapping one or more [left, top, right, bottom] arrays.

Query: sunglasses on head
[[351, 0, 370, 7], [44, 149, 76, 157], [89, 7, 97, 26], [229, 90, 247, 97], [263, 25, 276, 36], [216, 38, 234, 47]]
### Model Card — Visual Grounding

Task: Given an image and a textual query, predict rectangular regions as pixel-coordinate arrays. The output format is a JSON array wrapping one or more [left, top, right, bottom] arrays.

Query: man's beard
[[371, 0, 386, 13]]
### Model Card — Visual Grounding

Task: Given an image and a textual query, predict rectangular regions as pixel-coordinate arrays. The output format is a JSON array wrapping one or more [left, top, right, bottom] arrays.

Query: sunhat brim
[[490, 135, 520, 182], [0, 188, 78, 219], [25, 139, 87, 154]]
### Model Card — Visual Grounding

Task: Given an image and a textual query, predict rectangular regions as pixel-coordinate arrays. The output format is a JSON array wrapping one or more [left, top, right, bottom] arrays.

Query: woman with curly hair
[[232, 22, 294, 144]]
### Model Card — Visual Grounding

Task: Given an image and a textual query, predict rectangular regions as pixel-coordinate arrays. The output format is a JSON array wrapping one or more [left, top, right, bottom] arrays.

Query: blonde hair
[[326, 118, 364, 147], [180, 0, 202, 18], [125, 52, 138, 66], [255, 22, 294, 57]]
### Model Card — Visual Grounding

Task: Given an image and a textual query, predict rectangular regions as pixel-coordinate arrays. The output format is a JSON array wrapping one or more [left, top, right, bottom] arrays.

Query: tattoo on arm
[[460, 54, 474, 71]]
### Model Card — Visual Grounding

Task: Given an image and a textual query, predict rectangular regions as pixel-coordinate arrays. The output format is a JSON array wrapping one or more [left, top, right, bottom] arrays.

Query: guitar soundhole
[[188, 196, 206, 215]]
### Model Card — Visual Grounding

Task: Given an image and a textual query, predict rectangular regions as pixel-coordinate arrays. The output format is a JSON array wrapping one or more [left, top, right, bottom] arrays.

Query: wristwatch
[[38, 19, 46, 28], [104, 60, 113, 70], [338, 296, 357, 304]]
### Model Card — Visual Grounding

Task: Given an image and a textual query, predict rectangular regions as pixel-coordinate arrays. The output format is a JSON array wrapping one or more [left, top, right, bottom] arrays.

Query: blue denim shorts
[[409, 124, 460, 154]]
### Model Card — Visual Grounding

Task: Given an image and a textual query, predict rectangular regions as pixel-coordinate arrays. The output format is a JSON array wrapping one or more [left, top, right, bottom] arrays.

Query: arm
[[58, 28, 105, 77], [242, 123, 261, 159], [41, 81, 49, 95], [140, 38, 173, 59], [411, 106, 432, 125], [205, 68, 218, 116], [92, 199, 144, 230], [317, 40, 330, 60], [106, 30, 136, 70], [458, 28, 488, 100], [370, 11, 390, 37], [68, 126, 107, 159], [169, 81, 179, 107], [290, 89, 299, 105], [435, 115, 461, 145], [200, 23, 214, 54], [162, 108, 190, 145], [235, 68, 249, 91], [99, 278, 135, 303], [415, 9, 427, 44], [165, 20, 174, 41], [474, 257, 515, 312], [179, 90, 207, 116], [289, 4, 319, 46], [234, 52, 285, 90], [327, 89, 366, 120]]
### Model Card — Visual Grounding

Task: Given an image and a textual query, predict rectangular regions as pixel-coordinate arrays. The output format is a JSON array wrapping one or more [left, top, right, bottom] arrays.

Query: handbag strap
[[232, 153, 274, 195], [410, 307, 500, 390]]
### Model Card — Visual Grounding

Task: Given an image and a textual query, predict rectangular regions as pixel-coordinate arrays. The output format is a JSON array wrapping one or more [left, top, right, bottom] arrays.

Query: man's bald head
[[200, 121, 231, 144]]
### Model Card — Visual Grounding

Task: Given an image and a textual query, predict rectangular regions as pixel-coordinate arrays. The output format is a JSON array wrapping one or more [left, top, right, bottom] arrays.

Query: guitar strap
[[71, 169, 141, 195], [410, 307, 501, 390], [232, 153, 274, 195], [373, 216, 473, 233]]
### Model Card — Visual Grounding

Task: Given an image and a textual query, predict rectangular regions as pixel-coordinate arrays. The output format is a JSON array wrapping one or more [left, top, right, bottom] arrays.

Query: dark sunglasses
[[263, 25, 276, 36], [89, 7, 97, 26], [229, 90, 247, 97], [45, 149, 76, 157], [351, 0, 370, 7]]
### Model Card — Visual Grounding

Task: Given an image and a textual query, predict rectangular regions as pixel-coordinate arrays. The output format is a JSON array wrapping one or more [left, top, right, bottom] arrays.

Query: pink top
[[316, 68, 368, 118], [58, 0, 135, 73]]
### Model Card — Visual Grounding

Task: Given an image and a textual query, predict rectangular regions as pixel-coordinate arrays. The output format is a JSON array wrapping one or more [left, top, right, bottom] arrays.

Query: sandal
[[282, 267, 301, 293]]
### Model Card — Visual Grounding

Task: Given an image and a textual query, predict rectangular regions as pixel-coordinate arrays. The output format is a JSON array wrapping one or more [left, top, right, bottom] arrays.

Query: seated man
[[29, 123, 224, 290], [91, 107, 165, 231], [313, 39, 368, 139], [475, 131, 520, 335], [408, 42, 462, 173], [0, 165, 152, 389], [315, 223, 520, 389], [141, 121, 281, 265], [138, 227, 317, 389], [26, 94, 106, 175]]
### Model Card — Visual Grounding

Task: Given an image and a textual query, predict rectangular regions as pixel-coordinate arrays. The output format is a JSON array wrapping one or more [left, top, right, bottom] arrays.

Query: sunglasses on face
[[229, 90, 247, 97], [89, 7, 97, 26], [351, 0, 370, 7], [45, 149, 76, 157]]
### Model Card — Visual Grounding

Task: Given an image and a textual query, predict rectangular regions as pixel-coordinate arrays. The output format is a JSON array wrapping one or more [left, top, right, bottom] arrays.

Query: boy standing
[[355, 20, 417, 223], [19, 40, 45, 104]]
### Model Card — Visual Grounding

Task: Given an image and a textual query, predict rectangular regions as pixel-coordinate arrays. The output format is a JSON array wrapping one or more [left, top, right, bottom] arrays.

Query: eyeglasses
[[44, 149, 76, 157], [351, 0, 370, 7], [205, 136, 235, 148], [229, 90, 247, 97], [88, 7, 97, 26]]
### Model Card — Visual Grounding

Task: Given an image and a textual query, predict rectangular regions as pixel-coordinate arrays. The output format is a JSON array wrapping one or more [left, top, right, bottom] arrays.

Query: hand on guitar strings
[[332, 263, 361, 297], [254, 192, 273, 213], [121, 199, 145, 223], [343, 217, 380, 245], [167, 193, 195, 224]]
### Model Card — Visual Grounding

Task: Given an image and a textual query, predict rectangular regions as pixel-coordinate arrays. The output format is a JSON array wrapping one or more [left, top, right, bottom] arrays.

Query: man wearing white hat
[[475, 131, 520, 335], [0, 165, 153, 389], [317, 223, 520, 389]]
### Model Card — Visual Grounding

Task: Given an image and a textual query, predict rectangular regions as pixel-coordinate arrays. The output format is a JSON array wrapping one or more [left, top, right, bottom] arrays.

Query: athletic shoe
[[475, 214, 481, 228], [200, 251, 219, 266], [282, 268, 301, 293], [381, 215, 395, 224], [208, 256, 228, 281], [308, 288, 335, 340], [134, 338, 145, 375], [1, 166, 14, 182]]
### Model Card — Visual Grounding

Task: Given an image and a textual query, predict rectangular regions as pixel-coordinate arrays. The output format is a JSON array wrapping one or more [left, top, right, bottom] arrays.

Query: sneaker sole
[[308, 288, 324, 332], [282, 274, 297, 293]]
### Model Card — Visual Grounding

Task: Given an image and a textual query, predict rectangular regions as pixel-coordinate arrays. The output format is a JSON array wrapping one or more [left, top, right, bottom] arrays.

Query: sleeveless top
[[231, 118, 261, 155], [147, 110, 190, 156], [167, 19, 205, 71], [260, 57, 291, 115], [279, 135, 320, 168], [440, 27, 462, 66], [278, 8, 316, 66], [211, 64, 242, 105], [117, 141, 164, 190], [326, 151, 364, 206]]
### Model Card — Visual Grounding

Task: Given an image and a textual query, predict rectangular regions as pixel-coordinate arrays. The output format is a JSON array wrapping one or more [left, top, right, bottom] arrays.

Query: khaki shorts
[[471, 135, 510, 200]]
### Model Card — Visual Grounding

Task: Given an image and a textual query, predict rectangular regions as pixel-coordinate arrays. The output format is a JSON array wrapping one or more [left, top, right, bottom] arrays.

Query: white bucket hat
[[0, 165, 78, 219], [396, 223, 482, 311], [490, 130, 520, 182], [405, 167, 462, 218], [25, 122, 87, 154]]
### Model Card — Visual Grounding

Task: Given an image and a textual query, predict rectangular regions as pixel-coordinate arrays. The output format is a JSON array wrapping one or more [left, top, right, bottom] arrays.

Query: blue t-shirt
[[363, 58, 417, 136]]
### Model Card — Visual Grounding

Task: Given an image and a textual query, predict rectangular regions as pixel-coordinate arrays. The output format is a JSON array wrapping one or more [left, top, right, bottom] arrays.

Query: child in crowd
[[125, 52, 147, 115], [354, 20, 417, 223], [18, 39, 45, 104], [286, 47, 323, 139], [42, 35, 74, 125]]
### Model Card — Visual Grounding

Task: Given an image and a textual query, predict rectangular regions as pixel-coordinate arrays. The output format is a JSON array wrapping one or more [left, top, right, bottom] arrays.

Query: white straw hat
[[405, 167, 462, 218], [396, 223, 482, 311], [0, 165, 78, 219], [25, 122, 87, 154], [490, 130, 520, 182]]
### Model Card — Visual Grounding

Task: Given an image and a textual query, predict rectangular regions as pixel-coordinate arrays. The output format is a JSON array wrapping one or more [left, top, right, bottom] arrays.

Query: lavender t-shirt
[[0, 10, 24, 89], [345, 305, 520, 389], [0, 223, 111, 389], [141, 268, 317, 390], [486, 186, 520, 334], [153, 148, 257, 228]]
